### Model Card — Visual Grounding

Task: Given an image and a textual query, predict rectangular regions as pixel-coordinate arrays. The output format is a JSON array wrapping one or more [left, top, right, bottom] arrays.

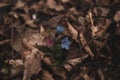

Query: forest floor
[[0, 0, 120, 80]]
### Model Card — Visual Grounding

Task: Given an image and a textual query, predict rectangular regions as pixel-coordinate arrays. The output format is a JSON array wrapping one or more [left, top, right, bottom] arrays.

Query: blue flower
[[61, 37, 71, 50], [56, 25, 64, 33]]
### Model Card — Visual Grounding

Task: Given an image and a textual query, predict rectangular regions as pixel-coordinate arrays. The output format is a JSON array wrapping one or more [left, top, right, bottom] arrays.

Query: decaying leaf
[[114, 10, 120, 22], [23, 25, 48, 47], [67, 22, 78, 42], [23, 49, 43, 80], [14, 0, 25, 8], [22, 38, 53, 80], [22, 38, 45, 80], [40, 25, 45, 33], [97, 69, 105, 80], [43, 56, 53, 66], [89, 12, 111, 38], [46, 0, 64, 11], [46, 0, 56, 9], [79, 33, 94, 58], [89, 12, 97, 38], [0, 59, 23, 78], [42, 70, 54, 80], [62, 0, 69, 3], [0, 39, 10, 45], [63, 54, 88, 72]]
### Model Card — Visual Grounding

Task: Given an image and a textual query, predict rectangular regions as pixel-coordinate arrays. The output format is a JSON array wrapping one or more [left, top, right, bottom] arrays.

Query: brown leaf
[[7, 59, 23, 66], [23, 26, 48, 47], [1, 59, 24, 78], [67, 22, 78, 42], [62, 0, 69, 3], [43, 56, 52, 66], [97, 69, 105, 80], [89, 12, 111, 37], [15, 0, 25, 8], [0, 39, 10, 45], [54, 5, 64, 11], [63, 54, 88, 72], [23, 48, 44, 80], [42, 70, 54, 80], [46, 0, 64, 11], [79, 33, 94, 58], [114, 10, 120, 22], [0, 2, 8, 7], [46, 0, 56, 9], [40, 25, 45, 33]]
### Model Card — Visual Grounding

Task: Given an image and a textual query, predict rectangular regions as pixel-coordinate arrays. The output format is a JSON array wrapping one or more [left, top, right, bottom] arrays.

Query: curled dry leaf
[[15, 0, 25, 8], [42, 70, 54, 80], [40, 25, 45, 33], [46, 0, 64, 11], [0, 39, 10, 45], [43, 56, 52, 66], [46, 0, 56, 9], [89, 12, 111, 38], [79, 33, 94, 58], [70, 66, 92, 80], [114, 10, 120, 22], [1, 59, 23, 78], [23, 49, 42, 80], [67, 22, 78, 42], [72, 73, 91, 80], [55, 5, 64, 11], [7, 59, 23, 66], [63, 54, 88, 72], [23, 25, 48, 47], [22, 40, 44, 80], [22, 38, 51, 80], [97, 69, 105, 80], [89, 12, 97, 38], [62, 0, 69, 3]]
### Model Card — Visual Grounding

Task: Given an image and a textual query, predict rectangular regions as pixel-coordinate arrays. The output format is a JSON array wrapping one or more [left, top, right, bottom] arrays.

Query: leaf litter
[[0, 0, 120, 80]]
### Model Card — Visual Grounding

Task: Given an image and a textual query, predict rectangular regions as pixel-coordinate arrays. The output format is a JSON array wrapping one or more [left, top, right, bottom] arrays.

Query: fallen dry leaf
[[0, 39, 10, 45], [15, 0, 25, 8], [67, 22, 78, 42], [79, 32, 94, 58], [42, 70, 54, 80], [114, 10, 120, 22], [46, 0, 64, 11]]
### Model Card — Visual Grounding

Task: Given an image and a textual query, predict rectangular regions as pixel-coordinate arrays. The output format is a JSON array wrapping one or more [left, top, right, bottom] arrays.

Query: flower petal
[[67, 41, 71, 45], [56, 26, 64, 33], [65, 45, 69, 50], [61, 37, 71, 50]]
